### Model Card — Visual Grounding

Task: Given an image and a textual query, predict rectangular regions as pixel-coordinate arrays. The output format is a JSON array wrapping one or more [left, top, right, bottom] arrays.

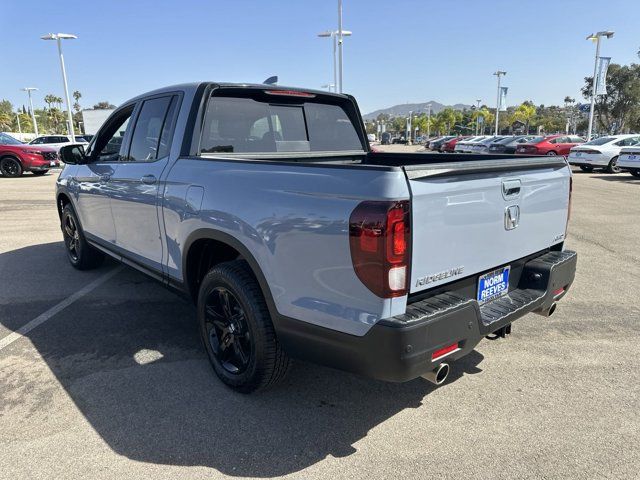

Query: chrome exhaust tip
[[422, 363, 450, 386], [534, 302, 557, 317]]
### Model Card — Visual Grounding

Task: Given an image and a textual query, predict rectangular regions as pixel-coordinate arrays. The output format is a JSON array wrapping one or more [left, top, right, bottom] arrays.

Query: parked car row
[[422, 132, 640, 177]]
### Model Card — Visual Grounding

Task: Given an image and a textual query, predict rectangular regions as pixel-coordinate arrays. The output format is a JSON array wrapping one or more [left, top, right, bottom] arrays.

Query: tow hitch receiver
[[486, 323, 512, 340]]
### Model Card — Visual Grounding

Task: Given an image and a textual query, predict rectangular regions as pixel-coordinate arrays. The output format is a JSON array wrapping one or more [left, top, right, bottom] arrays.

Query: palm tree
[[513, 103, 536, 135]]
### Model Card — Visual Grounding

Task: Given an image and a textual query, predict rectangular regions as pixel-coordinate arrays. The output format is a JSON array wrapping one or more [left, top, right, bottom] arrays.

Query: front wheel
[[606, 156, 621, 174], [579, 165, 594, 173], [198, 260, 290, 393], [0, 157, 23, 177], [546, 151, 557, 156], [630, 170, 640, 178], [61, 203, 105, 270], [32, 170, 48, 176]]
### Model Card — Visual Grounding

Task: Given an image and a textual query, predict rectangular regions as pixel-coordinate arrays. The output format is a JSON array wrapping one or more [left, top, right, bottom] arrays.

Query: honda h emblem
[[505, 205, 520, 230]]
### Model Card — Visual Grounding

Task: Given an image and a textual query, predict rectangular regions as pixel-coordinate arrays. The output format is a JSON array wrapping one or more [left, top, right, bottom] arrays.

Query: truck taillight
[[349, 200, 410, 298]]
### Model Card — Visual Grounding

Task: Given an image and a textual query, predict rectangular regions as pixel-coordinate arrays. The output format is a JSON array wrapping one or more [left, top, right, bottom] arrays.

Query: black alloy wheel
[[63, 211, 81, 263], [204, 287, 252, 374], [0, 157, 23, 177]]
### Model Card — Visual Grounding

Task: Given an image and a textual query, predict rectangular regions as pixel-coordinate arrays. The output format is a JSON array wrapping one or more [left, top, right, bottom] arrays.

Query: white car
[[617, 146, 640, 177], [29, 135, 89, 152], [454, 136, 486, 153], [568, 134, 640, 173]]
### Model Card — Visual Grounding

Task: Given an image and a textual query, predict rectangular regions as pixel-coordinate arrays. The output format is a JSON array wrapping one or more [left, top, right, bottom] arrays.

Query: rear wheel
[[631, 170, 640, 178], [579, 165, 594, 173], [0, 157, 23, 177], [197, 260, 290, 393], [61, 203, 105, 270], [606, 156, 621, 174], [32, 170, 48, 176]]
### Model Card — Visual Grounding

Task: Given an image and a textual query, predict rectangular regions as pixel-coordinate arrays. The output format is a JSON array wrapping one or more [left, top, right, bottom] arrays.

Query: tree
[[512, 102, 537, 134], [73, 91, 82, 113], [0, 100, 13, 116], [581, 63, 640, 134], [0, 113, 12, 130], [93, 101, 116, 110], [44, 94, 57, 110]]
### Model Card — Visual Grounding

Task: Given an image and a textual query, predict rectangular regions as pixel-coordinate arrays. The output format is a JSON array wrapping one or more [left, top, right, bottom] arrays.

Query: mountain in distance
[[363, 101, 472, 120]]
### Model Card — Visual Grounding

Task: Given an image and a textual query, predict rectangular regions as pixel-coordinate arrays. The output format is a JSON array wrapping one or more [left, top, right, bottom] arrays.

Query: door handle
[[140, 174, 157, 185]]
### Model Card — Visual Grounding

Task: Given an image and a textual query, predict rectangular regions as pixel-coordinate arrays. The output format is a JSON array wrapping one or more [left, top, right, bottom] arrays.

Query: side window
[[127, 96, 174, 162], [569, 136, 583, 143], [549, 137, 559, 144], [91, 106, 135, 162], [31, 138, 44, 144], [157, 97, 178, 159]]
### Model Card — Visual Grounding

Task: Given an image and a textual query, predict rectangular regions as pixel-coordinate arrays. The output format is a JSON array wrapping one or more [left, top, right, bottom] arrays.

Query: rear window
[[200, 94, 363, 154], [584, 136, 614, 146]]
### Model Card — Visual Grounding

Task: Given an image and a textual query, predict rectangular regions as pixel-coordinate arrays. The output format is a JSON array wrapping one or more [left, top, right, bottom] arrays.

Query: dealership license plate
[[626, 155, 638, 162], [477, 266, 510, 304]]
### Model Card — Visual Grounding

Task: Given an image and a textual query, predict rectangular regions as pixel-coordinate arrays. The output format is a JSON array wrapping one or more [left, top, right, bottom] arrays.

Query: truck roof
[[124, 82, 349, 105]]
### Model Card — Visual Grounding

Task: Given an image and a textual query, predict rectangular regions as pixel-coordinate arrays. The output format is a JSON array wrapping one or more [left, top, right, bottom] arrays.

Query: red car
[[515, 134, 584, 156], [441, 136, 471, 153], [0, 133, 60, 177]]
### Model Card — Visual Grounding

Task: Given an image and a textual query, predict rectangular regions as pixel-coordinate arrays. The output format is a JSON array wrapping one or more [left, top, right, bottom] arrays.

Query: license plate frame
[[477, 266, 511, 305]]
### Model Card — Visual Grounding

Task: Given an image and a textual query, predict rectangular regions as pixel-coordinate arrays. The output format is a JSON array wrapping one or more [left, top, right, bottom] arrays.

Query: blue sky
[[2, 0, 639, 114]]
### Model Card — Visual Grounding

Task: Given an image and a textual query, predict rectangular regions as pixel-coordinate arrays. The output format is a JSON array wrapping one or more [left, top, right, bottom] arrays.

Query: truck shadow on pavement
[[1, 242, 485, 477]]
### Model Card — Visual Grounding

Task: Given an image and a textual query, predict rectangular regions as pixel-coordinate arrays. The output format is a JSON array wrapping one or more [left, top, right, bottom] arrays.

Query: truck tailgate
[[405, 157, 571, 294]]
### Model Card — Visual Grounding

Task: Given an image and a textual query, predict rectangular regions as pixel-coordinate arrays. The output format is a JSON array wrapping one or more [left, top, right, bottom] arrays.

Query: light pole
[[426, 104, 432, 139], [475, 99, 481, 135], [16, 113, 22, 136], [21, 87, 39, 136], [321, 84, 335, 91], [41, 33, 77, 142], [317, 29, 352, 93], [408, 111, 413, 144], [586, 31, 614, 140], [493, 71, 506, 135]]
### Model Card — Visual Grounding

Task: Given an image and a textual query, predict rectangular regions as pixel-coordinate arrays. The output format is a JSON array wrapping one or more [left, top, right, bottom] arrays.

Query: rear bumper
[[568, 155, 609, 167], [276, 250, 577, 382]]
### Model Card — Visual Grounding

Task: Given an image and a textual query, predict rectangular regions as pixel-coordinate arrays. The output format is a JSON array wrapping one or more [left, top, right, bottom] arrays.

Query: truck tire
[[0, 156, 23, 177], [197, 260, 290, 393], [61, 203, 105, 270], [579, 165, 593, 173], [606, 156, 620, 174]]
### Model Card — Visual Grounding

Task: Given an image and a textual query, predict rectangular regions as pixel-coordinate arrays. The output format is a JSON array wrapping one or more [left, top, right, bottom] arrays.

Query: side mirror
[[59, 144, 86, 165]]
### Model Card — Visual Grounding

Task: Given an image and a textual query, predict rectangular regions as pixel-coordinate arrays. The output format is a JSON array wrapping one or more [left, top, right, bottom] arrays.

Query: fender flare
[[181, 228, 280, 319]]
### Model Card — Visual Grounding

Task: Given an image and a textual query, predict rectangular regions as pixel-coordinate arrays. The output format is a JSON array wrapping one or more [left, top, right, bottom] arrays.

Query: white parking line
[[0, 266, 124, 352]]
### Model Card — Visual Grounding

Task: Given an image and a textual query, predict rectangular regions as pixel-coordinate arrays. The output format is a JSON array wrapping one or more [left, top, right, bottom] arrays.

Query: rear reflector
[[432, 342, 459, 361], [553, 287, 565, 296], [264, 90, 316, 98]]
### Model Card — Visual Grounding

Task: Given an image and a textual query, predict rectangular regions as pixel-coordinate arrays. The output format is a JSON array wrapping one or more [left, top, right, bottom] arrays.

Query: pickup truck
[[56, 83, 577, 393]]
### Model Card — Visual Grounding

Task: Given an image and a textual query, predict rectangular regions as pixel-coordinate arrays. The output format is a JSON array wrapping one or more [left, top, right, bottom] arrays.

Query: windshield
[[0, 133, 23, 145], [584, 137, 616, 146]]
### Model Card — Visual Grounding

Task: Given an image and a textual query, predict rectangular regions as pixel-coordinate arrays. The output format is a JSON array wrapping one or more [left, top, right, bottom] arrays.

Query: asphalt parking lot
[[1, 161, 639, 480]]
